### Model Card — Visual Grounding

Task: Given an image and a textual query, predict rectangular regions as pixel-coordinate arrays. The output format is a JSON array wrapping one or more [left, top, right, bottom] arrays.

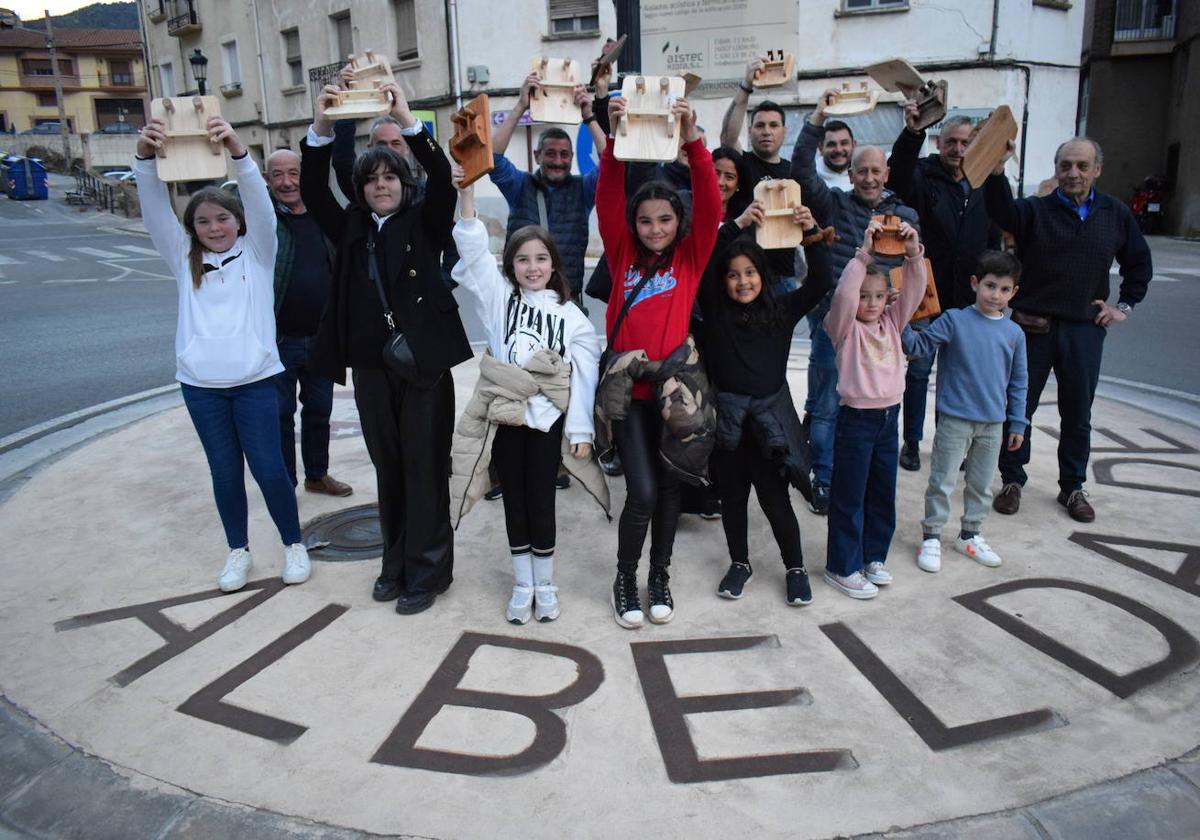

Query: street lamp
[[189, 49, 208, 96]]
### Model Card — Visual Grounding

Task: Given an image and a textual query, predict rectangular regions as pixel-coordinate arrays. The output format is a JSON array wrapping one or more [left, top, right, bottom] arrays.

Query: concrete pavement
[[1, 349, 1199, 839]]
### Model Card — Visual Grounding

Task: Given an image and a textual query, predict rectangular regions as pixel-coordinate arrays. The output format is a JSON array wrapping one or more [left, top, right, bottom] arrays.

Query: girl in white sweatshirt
[[450, 164, 600, 624], [133, 116, 309, 594]]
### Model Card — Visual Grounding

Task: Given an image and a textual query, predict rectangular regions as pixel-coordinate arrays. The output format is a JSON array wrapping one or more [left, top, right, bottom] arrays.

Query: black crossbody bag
[[367, 230, 443, 389], [598, 259, 660, 377]]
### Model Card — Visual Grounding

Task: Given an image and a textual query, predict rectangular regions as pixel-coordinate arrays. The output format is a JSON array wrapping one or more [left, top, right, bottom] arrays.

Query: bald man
[[267, 149, 352, 498], [791, 97, 920, 514]]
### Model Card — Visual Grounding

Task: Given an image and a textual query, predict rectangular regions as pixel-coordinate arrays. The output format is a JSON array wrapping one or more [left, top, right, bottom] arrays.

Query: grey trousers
[[922, 414, 1003, 537]]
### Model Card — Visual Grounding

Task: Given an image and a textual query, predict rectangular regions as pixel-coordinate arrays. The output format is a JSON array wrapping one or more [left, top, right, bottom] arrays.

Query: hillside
[[23, 2, 138, 30]]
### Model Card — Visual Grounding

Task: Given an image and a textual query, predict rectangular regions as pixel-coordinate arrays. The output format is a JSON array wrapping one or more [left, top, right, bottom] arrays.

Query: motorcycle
[[1130, 175, 1166, 235]]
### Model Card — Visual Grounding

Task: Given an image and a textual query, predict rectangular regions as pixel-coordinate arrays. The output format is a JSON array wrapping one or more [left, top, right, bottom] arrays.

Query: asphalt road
[[2, 177, 1197, 441]]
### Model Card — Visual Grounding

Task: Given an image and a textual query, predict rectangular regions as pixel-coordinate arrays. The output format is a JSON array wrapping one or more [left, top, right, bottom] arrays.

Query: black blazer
[[300, 129, 472, 385]]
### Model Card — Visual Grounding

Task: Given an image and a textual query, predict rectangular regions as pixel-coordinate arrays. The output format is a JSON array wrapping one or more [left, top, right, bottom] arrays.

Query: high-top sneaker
[[647, 566, 674, 624], [611, 570, 644, 629]]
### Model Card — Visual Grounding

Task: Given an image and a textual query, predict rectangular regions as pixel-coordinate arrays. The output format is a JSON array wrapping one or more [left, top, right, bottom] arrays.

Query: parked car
[[20, 122, 62, 135], [98, 122, 138, 135]]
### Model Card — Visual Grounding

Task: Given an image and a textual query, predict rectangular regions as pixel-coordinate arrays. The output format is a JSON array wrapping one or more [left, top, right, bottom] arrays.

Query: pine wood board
[[823, 82, 878, 116], [889, 258, 942, 323], [962, 104, 1017, 189], [613, 75, 686, 163], [150, 96, 226, 183], [450, 94, 494, 187], [753, 51, 794, 88], [871, 213, 907, 257], [323, 50, 395, 119], [589, 35, 627, 87], [754, 179, 803, 250], [529, 56, 582, 124]]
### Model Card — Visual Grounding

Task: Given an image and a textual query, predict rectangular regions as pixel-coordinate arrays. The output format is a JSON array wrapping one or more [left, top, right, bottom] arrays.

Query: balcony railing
[[168, 2, 201, 36], [1114, 0, 1176, 42], [98, 73, 143, 88], [146, 2, 166, 23], [19, 73, 81, 89]]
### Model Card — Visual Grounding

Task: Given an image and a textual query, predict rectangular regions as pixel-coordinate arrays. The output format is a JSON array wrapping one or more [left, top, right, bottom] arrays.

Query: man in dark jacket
[[985, 137, 1152, 523], [489, 72, 607, 304], [266, 149, 352, 497], [887, 108, 1000, 471], [791, 93, 920, 514]]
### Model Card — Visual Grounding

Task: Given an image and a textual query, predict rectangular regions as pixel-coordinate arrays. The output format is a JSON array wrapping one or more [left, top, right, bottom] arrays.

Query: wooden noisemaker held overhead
[[449, 94, 494, 187], [871, 214, 908, 256], [529, 56, 582, 124], [823, 81, 879, 116], [865, 57, 948, 131], [613, 74, 686, 163], [753, 50, 794, 88], [962, 105, 1018, 189], [150, 95, 226, 183], [322, 50, 395, 119], [754, 179, 803, 250], [889, 259, 942, 323]]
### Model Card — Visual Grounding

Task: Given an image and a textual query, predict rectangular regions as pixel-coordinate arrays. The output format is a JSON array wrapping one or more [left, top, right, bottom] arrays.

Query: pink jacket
[[824, 247, 927, 409]]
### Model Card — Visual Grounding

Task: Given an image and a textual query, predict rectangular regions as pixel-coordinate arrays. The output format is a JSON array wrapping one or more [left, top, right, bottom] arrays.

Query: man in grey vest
[[489, 72, 607, 304]]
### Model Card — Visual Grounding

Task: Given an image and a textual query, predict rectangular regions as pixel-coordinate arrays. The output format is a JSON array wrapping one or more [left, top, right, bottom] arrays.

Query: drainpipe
[[447, 0, 463, 111], [1014, 63, 1031, 197], [250, 0, 273, 155]]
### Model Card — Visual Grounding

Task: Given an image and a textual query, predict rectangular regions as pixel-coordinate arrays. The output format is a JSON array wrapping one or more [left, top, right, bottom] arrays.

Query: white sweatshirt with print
[[133, 153, 282, 388], [451, 216, 599, 444]]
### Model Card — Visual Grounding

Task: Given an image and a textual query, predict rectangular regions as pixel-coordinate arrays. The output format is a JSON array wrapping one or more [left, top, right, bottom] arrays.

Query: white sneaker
[[218, 547, 252, 592], [534, 584, 561, 622], [506, 584, 534, 624], [281, 543, 311, 585], [955, 535, 1002, 567], [823, 570, 879, 600], [917, 538, 942, 573], [865, 561, 892, 585]]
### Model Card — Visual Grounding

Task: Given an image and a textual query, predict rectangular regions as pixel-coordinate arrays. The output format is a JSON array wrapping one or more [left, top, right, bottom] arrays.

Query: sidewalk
[[1, 349, 1199, 840]]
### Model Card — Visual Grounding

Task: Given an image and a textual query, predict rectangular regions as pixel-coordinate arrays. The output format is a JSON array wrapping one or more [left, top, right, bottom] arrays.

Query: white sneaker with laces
[[917, 538, 942, 573], [506, 584, 535, 624], [218, 547, 252, 592], [282, 543, 311, 584], [534, 584, 560, 622], [823, 570, 879, 599], [955, 535, 1002, 567], [865, 561, 892, 585]]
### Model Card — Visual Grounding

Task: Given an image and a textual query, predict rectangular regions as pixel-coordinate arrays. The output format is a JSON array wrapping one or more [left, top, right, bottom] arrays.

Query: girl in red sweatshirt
[[597, 94, 722, 629]]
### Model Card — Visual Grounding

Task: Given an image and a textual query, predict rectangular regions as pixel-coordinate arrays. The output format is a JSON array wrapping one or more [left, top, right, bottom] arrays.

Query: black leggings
[[491, 416, 564, 557], [712, 437, 804, 570], [613, 400, 681, 574]]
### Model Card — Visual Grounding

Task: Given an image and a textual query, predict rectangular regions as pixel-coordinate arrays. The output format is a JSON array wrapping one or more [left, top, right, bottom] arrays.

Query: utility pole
[[44, 10, 72, 170]]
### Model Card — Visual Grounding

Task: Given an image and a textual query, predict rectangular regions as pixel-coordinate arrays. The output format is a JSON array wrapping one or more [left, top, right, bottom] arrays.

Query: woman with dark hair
[[133, 115, 309, 594], [300, 81, 472, 615], [696, 218, 833, 605], [711, 146, 751, 222], [596, 95, 721, 628]]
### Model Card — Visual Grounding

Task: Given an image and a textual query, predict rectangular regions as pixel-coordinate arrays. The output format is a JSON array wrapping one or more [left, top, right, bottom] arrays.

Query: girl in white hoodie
[[133, 116, 309, 594], [450, 164, 600, 624]]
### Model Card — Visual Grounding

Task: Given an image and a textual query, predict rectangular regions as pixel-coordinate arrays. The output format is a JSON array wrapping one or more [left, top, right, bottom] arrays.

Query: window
[[394, 0, 418, 61], [1114, 0, 1177, 41], [332, 11, 353, 61], [842, 0, 908, 10], [282, 28, 302, 87], [548, 0, 599, 35], [109, 59, 133, 86], [221, 39, 241, 85], [22, 58, 75, 76], [36, 92, 57, 107], [159, 60, 175, 96]]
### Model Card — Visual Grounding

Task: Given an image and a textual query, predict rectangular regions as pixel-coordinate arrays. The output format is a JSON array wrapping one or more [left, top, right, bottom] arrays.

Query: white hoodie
[[134, 153, 281, 388], [451, 217, 599, 444]]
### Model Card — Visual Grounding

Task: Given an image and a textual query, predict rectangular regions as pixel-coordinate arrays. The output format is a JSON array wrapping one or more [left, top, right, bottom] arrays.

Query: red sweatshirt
[[598, 138, 721, 399]]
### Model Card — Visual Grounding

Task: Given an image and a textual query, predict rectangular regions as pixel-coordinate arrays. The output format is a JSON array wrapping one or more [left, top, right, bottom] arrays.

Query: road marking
[[0, 280, 15, 285], [115, 244, 160, 256], [23, 249, 66, 262], [71, 247, 126, 259], [43, 278, 100, 284], [1161, 267, 1200, 277], [0, 254, 19, 265]]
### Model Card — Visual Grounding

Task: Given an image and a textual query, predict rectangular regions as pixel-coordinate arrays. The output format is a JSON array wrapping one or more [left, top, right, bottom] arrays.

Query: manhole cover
[[302, 504, 382, 562]]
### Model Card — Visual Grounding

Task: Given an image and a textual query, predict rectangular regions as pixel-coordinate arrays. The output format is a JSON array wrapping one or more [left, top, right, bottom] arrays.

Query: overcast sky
[[6, 1, 129, 21]]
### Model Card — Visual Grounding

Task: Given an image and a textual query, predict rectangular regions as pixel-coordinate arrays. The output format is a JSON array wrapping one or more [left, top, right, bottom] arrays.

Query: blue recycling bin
[[0, 154, 21, 196], [6, 156, 48, 200]]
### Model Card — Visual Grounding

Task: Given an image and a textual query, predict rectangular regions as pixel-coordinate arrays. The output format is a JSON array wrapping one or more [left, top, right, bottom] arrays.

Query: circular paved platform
[[2, 355, 1199, 839]]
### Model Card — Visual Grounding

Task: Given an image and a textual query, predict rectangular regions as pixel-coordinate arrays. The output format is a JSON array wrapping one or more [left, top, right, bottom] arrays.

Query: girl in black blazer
[[301, 80, 472, 615]]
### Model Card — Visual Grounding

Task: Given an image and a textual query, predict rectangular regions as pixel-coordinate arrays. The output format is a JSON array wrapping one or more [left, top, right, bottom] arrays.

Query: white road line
[[1161, 267, 1200, 277], [0, 280, 15, 285], [71, 247, 125, 259], [115, 244, 160, 256], [0, 254, 20, 265], [43, 278, 100, 284], [23, 249, 67, 262]]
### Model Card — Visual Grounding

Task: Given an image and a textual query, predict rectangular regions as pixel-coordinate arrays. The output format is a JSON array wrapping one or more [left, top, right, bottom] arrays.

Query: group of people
[[133, 55, 1153, 626]]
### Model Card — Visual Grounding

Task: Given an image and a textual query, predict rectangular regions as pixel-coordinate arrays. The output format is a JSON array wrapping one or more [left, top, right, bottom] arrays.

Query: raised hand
[[378, 81, 414, 127], [735, 199, 766, 230], [793, 204, 816, 231], [861, 218, 883, 254], [673, 97, 699, 142], [743, 57, 765, 89], [812, 88, 840, 125], [206, 116, 245, 157], [313, 83, 343, 135], [136, 117, 167, 158], [574, 84, 593, 118], [897, 220, 920, 257], [608, 95, 626, 134], [903, 98, 920, 132], [518, 73, 542, 108]]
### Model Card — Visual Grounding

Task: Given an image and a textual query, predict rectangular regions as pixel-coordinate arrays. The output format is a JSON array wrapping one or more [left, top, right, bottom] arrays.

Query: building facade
[[0, 26, 148, 135], [1080, 0, 1196, 237]]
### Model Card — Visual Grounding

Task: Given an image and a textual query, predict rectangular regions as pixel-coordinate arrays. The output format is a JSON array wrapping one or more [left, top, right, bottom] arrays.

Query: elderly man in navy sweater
[[984, 137, 1152, 523]]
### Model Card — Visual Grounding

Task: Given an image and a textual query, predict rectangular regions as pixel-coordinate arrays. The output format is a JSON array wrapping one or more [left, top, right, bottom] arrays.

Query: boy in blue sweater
[[903, 251, 1028, 571]]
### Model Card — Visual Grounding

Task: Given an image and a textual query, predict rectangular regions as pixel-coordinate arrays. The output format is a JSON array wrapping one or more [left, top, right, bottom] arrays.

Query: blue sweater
[[902, 307, 1028, 432]]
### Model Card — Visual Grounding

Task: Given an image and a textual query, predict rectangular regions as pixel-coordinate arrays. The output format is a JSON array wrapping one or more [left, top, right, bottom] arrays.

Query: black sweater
[[698, 221, 834, 398], [984, 175, 1152, 322]]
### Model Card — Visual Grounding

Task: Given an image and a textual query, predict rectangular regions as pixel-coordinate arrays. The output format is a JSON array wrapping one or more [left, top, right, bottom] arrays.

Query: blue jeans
[[274, 334, 334, 484], [805, 310, 839, 485], [826, 404, 899, 577], [772, 274, 799, 295], [181, 378, 302, 550], [902, 325, 935, 444]]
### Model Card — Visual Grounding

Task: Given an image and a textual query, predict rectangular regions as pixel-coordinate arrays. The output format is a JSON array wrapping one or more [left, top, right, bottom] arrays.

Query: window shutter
[[549, 0, 597, 20]]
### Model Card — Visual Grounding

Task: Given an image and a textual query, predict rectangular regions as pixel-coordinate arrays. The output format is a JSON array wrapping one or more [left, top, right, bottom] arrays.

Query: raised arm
[[680, 106, 721, 273], [493, 74, 538, 156], [890, 222, 928, 326], [791, 120, 833, 225], [301, 84, 352, 241], [132, 117, 188, 269], [450, 165, 507, 317], [596, 96, 630, 254], [826, 247, 871, 347], [331, 119, 357, 203], [886, 106, 925, 203], [718, 59, 762, 149], [982, 139, 1023, 236], [787, 213, 835, 324]]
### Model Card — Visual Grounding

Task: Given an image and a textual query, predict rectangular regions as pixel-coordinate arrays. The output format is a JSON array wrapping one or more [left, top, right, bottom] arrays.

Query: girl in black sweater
[[697, 203, 833, 605]]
